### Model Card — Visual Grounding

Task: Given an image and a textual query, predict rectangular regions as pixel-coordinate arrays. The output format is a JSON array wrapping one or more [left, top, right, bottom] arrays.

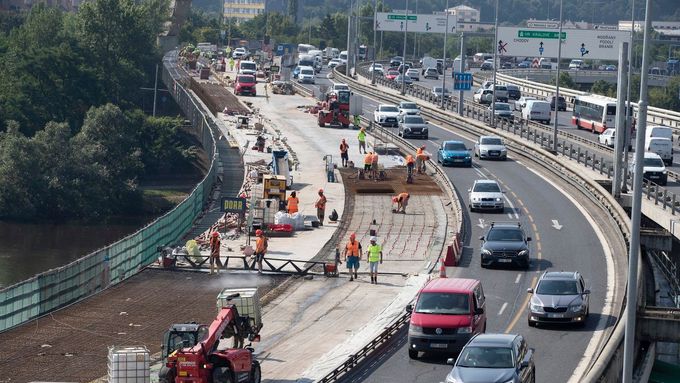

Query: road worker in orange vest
[[343, 232, 363, 281], [371, 151, 380, 180], [287, 191, 299, 214], [315, 189, 327, 226], [255, 229, 268, 273], [416, 145, 428, 174], [405, 154, 416, 177], [396, 192, 410, 214], [363, 152, 373, 177]]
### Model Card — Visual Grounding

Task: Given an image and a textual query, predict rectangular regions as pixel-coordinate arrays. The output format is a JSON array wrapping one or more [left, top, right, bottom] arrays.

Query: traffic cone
[[439, 262, 447, 278]]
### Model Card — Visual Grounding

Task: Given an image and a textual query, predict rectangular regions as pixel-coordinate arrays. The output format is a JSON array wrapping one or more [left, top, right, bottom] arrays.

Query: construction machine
[[159, 294, 262, 383], [318, 90, 351, 128]]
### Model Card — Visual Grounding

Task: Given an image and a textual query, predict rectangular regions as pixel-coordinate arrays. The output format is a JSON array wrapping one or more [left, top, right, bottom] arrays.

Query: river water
[[0, 218, 153, 288]]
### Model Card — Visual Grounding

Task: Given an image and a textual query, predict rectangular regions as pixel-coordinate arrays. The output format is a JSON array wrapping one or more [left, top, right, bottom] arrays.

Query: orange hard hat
[[256, 229, 263, 236], [212, 231, 219, 237]]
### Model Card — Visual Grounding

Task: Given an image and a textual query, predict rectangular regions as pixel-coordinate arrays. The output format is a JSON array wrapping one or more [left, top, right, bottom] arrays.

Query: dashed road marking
[[515, 273, 522, 284], [498, 302, 508, 316]]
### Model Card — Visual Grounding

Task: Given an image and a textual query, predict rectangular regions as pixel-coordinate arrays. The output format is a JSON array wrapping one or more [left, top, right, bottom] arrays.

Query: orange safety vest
[[346, 240, 360, 256], [256, 236, 267, 253], [398, 192, 410, 202], [406, 154, 415, 164], [287, 196, 299, 213], [210, 236, 220, 256], [340, 142, 349, 153], [364, 153, 373, 165], [315, 195, 327, 210]]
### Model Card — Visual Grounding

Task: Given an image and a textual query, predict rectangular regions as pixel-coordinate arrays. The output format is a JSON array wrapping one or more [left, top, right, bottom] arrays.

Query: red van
[[406, 278, 487, 359]]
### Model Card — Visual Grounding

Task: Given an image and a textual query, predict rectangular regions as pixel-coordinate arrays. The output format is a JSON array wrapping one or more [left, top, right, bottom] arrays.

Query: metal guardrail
[[647, 250, 680, 306]]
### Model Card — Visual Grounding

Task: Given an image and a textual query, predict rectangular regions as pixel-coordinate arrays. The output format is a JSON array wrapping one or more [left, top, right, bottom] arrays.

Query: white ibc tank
[[107, 346, 150, 383], [216, 287, 262, 328]]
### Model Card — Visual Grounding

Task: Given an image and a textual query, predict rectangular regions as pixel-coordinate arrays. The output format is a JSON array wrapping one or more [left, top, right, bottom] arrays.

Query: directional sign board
[[497, 27, 630, 60], [376, 12, 457, 34], [453, 73, 473, 91]]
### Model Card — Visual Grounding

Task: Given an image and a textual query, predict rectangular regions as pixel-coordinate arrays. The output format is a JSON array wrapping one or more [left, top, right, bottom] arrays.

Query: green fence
[[0, 52, 218, 332]]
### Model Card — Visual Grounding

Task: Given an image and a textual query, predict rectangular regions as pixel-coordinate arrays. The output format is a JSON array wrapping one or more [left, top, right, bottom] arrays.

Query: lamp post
[[441, 0, 450, 109], [491, 0, 499, 127], [622, 0, 636, 193], [346, 0, 352, 77], [552, 0, 563, 152], [401, 0, 409, 95], [372, 0, 377, 84]]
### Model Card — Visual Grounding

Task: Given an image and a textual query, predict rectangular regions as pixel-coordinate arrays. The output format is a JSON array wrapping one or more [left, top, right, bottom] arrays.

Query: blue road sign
[[453, 72, 473, 91]]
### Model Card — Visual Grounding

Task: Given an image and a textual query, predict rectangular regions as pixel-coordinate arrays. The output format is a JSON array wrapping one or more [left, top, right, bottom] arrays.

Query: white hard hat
[[370, 236, 377, 242]]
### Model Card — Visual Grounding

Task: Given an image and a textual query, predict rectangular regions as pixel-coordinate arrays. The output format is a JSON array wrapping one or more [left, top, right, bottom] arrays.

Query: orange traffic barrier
[[439, 261, 447, 278]]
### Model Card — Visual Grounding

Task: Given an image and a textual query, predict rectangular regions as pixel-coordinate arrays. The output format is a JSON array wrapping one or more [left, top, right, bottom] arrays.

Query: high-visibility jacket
[[210, 236, 220, 257], [340, 142, 349, 153], [364, 153, 373, 165], [398, 192, 410, 202], [287, 196, 299, 213], [406, 154, 415, 164], [367, 244, 382, 262], [346, 240, 361, 256], [315, 195, 327, 210], [358, 130, 366, 142], [256, 236, 268, 253]]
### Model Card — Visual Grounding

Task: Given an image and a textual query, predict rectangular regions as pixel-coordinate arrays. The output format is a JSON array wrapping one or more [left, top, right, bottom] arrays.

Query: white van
[[646, 125, 674, 143], [646, 137, 673, 165], [339, 51, 348, 64], [522, 100, 552, 124], [569, 59, 584, 70], [238, 60, 257, 76]]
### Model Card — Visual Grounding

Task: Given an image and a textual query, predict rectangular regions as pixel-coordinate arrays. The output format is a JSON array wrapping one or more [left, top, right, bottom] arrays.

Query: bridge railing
[[0, 52, 219, 332]]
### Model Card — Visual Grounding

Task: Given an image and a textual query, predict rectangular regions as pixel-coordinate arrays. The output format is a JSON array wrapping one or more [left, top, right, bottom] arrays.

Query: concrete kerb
[[342, 68, 633, 382]]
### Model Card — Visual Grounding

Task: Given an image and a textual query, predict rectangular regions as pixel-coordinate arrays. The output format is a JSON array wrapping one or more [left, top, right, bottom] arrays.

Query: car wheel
[[528, 319, 536, 327], [408, 349, 419, 359]]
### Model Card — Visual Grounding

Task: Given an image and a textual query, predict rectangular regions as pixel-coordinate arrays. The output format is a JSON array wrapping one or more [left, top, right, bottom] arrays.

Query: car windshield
[[444, 142, 466, 151], [241, 63, 256, 70], [237, 76, 255, 83], [457, 346, 515, 369], [473, 182, 501, 193], [381, 106, 399, 112], [643, 157, 664, 167], [388, 70, 399, 75], [401, 103, 417, 109], [493, 104, 511, 111], [486, 228, 524, 241], [404, 116, 425, 124], [334, 85, 349, 90], [415, 292, 470, 315], [536, 280, 579, 295], [301, 69, 314, 75], [481, 137, 502, 145]]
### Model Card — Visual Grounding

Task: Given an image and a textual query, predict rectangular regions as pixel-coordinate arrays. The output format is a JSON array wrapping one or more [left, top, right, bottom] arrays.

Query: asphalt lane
[[298, 68, 612, 383]]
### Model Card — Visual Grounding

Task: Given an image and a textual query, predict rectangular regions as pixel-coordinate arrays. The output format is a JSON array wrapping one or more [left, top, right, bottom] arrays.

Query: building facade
[[444, 5, 493, 32], [223, 0, 266, 23]]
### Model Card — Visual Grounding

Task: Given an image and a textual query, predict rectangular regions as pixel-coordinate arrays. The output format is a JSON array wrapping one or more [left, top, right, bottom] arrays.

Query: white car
[[374, 104, 401, 127], [629, 152, 668, 186], [328, 58, 342, 68], [474, 135, 508, 160], [297, 66, 315, 84], [398, 101, 420, 116], [599, 128, 616, 147], [514, 96, 536, 111], [232, 47, 247, 59], [332, 83, 350, 92], [468, 179, 505, 212], [406, 68, 420, 81], [369, 63, 384, 72]]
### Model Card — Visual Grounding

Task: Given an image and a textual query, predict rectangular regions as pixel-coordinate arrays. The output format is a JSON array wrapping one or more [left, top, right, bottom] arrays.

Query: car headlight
[[445, 375, 459, 383], [457, 326, 472, 334], [409, 325, 423, 335], [495, 197, 502, 202], [570, 304, 585, 312], [481, 149, 488, 153], [518, 250, 529, 257], [465, 155, 471, 159], [530, 303, 544, 312], [481, 249, 491, 256], [423, 128, 428, 132], [501, 148, 507, 153]]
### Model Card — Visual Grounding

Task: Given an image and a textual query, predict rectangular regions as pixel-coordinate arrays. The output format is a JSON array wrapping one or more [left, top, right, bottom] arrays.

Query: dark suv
[[479, 222, 531, 269], [445, 333, 536, 383], [548, 95, 567, 111]]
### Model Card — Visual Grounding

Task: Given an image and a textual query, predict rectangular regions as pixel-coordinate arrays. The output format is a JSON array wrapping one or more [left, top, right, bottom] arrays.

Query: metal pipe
[[552, 0, 563, 152], [401, 0, 409, 95], [441, 0, 449, 109], [613, 42, 629, 198], [623, 0, 652, 381], [459, 32, 465, 115], [622, 0, 635, 193], [491, 0, 499, 127]]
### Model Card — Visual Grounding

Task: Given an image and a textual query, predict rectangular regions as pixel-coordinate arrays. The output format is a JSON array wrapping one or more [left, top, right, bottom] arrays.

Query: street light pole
[[552, 0, 563, 152], [441, 0, 449, 109], [622, 0, 652, 381], [372, 0, 377, 85], [622, 0, 636, 193], [346, 0, 352, 77], [401, 0, 409, 95], [491, 0, 499, 127], [458, 32, 465, 115]]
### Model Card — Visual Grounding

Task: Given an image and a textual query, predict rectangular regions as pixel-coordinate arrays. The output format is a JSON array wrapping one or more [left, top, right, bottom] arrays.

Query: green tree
[[0, 123, 41, 219], [591, 80, 617, 98], [557, 72, 575, 88]]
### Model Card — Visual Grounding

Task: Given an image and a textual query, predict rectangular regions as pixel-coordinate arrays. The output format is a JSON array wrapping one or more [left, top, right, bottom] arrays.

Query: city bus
[[571, 94, 634, 134], [297, 44, 315, 55]]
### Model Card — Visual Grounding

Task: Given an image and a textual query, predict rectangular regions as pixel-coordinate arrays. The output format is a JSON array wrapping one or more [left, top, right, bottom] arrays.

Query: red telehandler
[[318, 90, 352, 128], [159, 293, 262, 383]]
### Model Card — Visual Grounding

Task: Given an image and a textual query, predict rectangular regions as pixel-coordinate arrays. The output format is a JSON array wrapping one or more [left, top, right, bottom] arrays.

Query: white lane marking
[[520, 165, 615, 383], [503, 194, 520, 219], [473, 165, 486, 177], [515, 273, 522, 284], [552, 219, 563, 230], [477, 218, 486, 229], [498, 302, 508, 316]]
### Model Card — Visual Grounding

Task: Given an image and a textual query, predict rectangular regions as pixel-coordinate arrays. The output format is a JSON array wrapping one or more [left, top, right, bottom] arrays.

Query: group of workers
[[209, 227, 268, 274], [362, 151, 381, 180], [342, 232, 384, 284], [286, 189, 327, 226]]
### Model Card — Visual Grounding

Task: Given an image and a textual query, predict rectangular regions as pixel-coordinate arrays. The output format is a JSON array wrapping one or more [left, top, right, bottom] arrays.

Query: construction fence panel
[[0, 53, 219, 332]]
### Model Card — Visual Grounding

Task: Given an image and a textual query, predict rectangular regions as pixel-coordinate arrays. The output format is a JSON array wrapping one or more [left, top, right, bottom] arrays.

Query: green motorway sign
[[517, 30, 566, 39], [387, 14, 417, 21]]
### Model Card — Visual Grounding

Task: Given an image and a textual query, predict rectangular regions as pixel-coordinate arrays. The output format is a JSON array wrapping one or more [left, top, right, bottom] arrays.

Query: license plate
[[431, 343, 448, 349], [548, 313, 563, 318], [498, 259, 512, 263], [453, 159, 463, 162]]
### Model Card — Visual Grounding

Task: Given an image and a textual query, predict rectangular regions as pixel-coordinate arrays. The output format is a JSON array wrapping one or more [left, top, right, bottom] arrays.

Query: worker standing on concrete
[[340, 139, 349, 167], [315, 189, 327, 226], [416, 145, 428, 174], [357, 127, 367, 154], [371, 151, 380, 181], [229, 57, 235, 71], [405, 154, 415, 181], [287, 191, 299, 214], [367, 236, 383, 284], [255, 229, 268, 274], [396, 192, 410, 214], [209, 231, 222, 275], [343, 233, 363, 281], [363, 152, 373, 176]]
